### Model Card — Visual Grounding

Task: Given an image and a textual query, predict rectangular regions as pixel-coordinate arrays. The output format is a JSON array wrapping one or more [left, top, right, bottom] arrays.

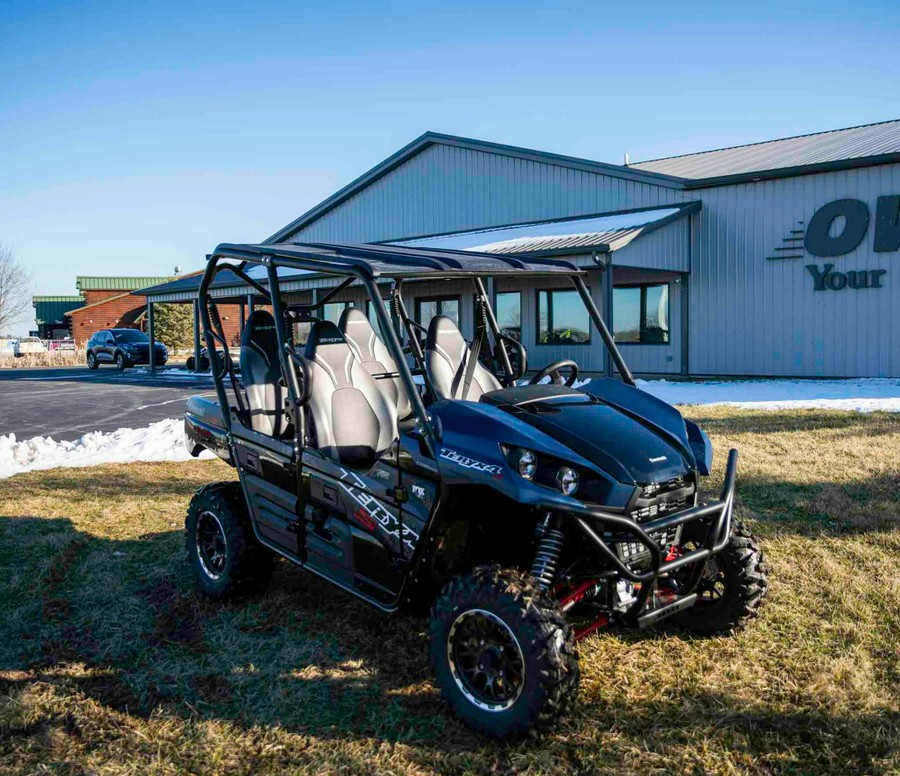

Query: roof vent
[[623, 152, 630, 166]]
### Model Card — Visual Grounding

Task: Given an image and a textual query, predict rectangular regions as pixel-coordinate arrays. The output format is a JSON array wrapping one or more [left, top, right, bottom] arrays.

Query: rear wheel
[[86, 352, 98, 369], [186, 482, 274, 599], [669, 521, 768, 635], [428, 566, 579, 739]]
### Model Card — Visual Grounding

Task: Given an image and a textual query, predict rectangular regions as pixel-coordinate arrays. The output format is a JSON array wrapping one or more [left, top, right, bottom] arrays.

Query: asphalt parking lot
[[0, 366, 217, 442]]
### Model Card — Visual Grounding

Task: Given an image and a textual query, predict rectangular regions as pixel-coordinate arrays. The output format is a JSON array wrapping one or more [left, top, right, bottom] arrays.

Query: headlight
[[556, 466, 579, 496], [512, 448, 537, 480]]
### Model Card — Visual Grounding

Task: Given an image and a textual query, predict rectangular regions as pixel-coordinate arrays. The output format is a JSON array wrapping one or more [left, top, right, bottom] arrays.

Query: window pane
[[438, 298, 459, 327], [416, 297, 460, 330], [495, 292, 521, 340], [613, 288, 641, 343], [643, 285, 670, 343], [417, 300, 439, 331], [322, 302, 348, 326], [538, 291, 549, 343], [538, 289, 589, 345]]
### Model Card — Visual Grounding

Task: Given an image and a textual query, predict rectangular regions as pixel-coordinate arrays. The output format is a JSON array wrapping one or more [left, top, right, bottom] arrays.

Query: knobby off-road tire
[[185, 481, 274, 599], [670, 521, 768, 636], [428, 565, 579, 739]]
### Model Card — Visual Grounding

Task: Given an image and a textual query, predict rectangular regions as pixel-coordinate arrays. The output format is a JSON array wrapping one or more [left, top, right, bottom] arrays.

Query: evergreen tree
[[153, 303, 194, 350]]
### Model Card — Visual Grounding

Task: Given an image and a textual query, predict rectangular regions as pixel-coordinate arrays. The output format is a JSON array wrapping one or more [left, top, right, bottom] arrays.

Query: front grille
[[631, 496, 690, 521], [629, 476, 696, 523]]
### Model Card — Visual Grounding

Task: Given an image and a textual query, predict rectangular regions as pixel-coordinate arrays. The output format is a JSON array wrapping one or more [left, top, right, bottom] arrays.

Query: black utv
[[183, 242, 768, 738]]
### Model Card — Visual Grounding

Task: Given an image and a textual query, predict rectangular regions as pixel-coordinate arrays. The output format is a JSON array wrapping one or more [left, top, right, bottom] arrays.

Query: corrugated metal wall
[[277, 139, 900, 378], [690, 162, 900, 377], [287, 144, 686, 243]]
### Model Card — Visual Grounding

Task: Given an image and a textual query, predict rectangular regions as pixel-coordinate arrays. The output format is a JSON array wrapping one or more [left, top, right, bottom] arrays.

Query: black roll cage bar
[[197, 242, 637, 460]]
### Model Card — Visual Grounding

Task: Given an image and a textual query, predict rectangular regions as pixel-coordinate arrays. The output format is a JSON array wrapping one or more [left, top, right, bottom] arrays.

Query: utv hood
[[481, 383, 694, 484]]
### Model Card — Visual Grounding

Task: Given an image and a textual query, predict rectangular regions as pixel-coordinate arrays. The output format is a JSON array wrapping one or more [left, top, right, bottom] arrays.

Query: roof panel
[[390, 204, 696, 255], [632, 119, 900, 179], [76, 276, 172, 291]]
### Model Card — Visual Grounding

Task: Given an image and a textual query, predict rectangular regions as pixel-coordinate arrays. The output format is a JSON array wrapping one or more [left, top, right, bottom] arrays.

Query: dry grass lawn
[[1, 407, 898, 775]]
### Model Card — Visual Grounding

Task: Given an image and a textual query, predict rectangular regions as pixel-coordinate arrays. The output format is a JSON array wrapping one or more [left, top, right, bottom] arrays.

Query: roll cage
[[197, 240, 637, 458]]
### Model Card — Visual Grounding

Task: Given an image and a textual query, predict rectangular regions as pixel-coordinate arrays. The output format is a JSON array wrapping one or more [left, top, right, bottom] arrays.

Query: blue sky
[[1, 0, 898, 319]]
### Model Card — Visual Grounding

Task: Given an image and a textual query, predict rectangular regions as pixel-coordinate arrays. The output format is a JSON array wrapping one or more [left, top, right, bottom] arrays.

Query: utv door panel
[[243, 473, 300, 559], [301, 449, 405, 600]]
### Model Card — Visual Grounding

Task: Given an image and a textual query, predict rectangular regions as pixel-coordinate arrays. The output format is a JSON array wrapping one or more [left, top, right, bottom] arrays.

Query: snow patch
[[631, 378, 900, 412], [0, 419, 213, 480]]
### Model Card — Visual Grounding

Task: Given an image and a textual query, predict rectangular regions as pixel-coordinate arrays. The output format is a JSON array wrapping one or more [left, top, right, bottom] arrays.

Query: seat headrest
[[339, 307, 377, 360], [426, 314, 464, 352], [305, 320, 349, 358], [242, 310, 279, 362]]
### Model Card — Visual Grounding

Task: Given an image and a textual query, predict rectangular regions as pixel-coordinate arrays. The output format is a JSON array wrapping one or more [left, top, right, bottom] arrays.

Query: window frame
[[414, 294, 462, 329], [612, 282, 671, 346], [535, 288, 591, 347]]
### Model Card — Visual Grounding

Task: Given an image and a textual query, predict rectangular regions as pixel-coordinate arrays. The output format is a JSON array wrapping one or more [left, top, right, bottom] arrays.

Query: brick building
[[65, 276, 170, 346]]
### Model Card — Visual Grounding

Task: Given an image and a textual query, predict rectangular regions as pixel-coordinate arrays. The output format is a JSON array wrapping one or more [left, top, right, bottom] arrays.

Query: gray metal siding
[[689, 162, 900, 377], [287, 144, 686, 244]]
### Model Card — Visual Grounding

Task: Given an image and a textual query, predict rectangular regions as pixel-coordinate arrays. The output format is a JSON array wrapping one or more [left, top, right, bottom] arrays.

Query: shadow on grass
[[0, 513, 898, 772]]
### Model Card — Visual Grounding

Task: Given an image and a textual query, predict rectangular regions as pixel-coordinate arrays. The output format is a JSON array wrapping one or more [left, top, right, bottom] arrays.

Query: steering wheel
[[529, 359, 579, 387]]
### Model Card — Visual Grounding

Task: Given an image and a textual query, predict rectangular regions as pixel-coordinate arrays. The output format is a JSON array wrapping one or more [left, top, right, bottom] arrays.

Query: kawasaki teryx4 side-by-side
[[183, 242, 768, 738]]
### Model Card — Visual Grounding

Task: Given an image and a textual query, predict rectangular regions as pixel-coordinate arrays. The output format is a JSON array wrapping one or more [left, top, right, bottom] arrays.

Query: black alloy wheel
[[195, 510, 228, 580], [447, 608, 525, 711]]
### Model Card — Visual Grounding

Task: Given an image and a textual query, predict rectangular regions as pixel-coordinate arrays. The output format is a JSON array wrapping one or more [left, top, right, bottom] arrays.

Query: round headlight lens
[[557, 466, 579, 496], [516, 449, 537, 480]]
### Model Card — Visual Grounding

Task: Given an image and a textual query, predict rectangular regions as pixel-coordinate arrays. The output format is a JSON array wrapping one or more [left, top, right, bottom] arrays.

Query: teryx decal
[[440, 447, 503, 477], [337, 467, 419, 553]]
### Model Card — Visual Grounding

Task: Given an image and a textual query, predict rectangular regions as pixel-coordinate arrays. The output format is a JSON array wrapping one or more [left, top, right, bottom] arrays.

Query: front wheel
[[185, 481, 274, 599], [86, 352, 98, 369], [428, 566, 579, 739], [115, 352, 127, 370], [669, 521, 768, 635]]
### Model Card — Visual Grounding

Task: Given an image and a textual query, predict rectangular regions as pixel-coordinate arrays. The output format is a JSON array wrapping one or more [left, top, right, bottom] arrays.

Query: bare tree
[[0, 244, 33, 335]]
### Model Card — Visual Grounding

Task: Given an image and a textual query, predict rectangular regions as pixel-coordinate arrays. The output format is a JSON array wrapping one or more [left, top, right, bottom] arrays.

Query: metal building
[[144, 119, 900, 378]]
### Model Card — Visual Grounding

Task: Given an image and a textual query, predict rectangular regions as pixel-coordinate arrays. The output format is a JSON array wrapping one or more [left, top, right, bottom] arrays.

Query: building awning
[[389, 202, 699, 258]]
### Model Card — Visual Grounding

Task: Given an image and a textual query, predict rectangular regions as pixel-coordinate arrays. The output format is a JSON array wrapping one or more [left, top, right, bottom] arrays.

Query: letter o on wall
[[805, 199, 869, 257]]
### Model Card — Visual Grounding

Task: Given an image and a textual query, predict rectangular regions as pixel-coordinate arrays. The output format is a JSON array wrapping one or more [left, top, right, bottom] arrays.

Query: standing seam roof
[[632, 119, 900, 179]]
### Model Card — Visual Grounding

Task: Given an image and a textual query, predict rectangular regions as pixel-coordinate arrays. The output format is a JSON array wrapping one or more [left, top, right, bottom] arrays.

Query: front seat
[[339, 306, 412, 419], [240, 309, 285, 436], [425, 315, 502, 401], [304, 320, 398, 467]]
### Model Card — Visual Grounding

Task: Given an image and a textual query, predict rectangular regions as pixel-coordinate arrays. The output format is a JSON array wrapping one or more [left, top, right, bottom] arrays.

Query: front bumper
[[546, 448, 738, 624]]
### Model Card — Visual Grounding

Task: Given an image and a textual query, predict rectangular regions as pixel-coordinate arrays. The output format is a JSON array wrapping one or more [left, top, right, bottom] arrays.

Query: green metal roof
[[76, 276, 171, 291], [32, 296, 85, 326]]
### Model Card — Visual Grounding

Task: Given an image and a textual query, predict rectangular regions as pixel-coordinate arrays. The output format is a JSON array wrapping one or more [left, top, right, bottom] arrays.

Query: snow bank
[[632, 378, 900, 413], [0, 419, 213, 480]]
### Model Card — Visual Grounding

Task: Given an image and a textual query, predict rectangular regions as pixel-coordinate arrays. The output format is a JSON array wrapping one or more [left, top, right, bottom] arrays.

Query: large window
[[537, 289, 590, 345], [613, 283, 670, 344], [494, 291, 521, 340], [416, 295, 460, 330]]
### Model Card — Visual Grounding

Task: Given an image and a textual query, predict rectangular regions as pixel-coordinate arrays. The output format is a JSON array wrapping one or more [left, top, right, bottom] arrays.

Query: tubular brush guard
[[549, 448, 739, 625]]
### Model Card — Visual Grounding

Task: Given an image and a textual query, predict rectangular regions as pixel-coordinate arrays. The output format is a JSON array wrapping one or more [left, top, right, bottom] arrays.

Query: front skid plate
[[636, 593, 697, 629]]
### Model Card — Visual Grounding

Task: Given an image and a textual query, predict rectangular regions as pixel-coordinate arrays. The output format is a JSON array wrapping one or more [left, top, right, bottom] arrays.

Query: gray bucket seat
[[239, 309, 285, 436], [339, 306, 412, 419], [304, 320, 398, 467], [425, 315, 501, 401]]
